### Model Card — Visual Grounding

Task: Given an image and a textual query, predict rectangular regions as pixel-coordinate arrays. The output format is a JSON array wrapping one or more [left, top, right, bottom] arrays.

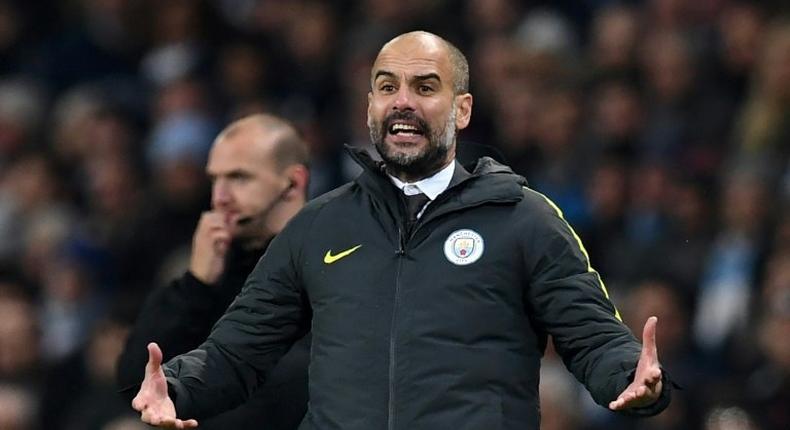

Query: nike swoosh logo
[[323, 245, 362, 264]]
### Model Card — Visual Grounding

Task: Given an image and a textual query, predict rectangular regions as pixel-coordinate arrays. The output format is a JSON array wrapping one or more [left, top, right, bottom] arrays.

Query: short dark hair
[[443, 38, 469, 95]]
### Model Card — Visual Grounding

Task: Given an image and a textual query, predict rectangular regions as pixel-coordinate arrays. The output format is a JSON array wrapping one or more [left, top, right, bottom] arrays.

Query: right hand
[[132, 343, 199, 429], [189, 211, 232, 284]]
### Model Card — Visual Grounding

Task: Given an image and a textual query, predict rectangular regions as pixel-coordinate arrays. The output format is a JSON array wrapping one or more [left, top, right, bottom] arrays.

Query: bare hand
[[132, 343, 199, 428], [189, 211, 232, 284], [609, 316, 663, 411]]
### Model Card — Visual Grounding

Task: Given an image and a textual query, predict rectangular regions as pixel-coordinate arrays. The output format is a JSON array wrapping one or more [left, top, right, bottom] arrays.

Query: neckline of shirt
[[387, 160, 455, 200]]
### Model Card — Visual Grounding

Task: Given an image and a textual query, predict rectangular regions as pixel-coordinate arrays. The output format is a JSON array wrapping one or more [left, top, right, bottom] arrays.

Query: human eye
[[418, 84, 435, 95], [228, 171, 252, 183], [379, 83, 396, 93]]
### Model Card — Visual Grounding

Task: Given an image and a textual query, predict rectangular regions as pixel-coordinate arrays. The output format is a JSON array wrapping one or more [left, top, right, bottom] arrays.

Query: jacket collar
[[345, 145, 526, 211]]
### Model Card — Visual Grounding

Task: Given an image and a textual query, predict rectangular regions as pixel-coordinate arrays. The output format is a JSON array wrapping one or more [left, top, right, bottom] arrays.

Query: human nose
[[212, 180, 232, 208], [392, 86, 415, 112]]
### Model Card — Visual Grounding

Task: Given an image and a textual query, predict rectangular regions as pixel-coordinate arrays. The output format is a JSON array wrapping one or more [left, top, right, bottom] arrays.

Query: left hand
[[609, 316, 663, 411]]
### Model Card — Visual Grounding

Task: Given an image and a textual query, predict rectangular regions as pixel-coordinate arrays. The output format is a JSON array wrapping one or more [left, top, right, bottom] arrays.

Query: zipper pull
[[396, 227, 406, 256]]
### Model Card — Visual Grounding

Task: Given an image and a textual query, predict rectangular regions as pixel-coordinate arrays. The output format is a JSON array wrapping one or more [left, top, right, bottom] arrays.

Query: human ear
[[455, 93, 473, 130]]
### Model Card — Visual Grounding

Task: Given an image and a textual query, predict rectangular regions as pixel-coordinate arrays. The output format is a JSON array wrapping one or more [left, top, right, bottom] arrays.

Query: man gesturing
[[132, 32, 672, 429]]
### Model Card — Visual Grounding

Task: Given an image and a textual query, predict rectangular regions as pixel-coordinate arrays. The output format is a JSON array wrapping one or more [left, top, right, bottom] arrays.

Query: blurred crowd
[[0, 0, 788, 429]]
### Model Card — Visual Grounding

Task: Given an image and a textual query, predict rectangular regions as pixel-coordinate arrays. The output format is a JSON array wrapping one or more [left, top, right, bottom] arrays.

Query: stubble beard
[[370, 103, 457, 181]]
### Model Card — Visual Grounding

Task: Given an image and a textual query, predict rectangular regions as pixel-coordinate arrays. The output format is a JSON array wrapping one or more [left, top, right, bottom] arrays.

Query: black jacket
[[116, 243, 309, 430], [163, 147, 671, 429]]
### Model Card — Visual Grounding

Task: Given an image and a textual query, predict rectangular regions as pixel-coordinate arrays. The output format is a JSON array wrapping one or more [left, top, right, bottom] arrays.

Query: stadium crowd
[[0, 0, 788, 429]]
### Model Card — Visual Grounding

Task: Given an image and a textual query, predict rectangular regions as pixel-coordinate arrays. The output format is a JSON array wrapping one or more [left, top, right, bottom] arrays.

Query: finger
[[612, 394, 631, 410], [200, 211, 224, 223], [614, 397, 629, 409], [197, 212, 229, 231], [641, 316, 658, 360], [611, 391, 630, 408], [200, 221, 231, 235], [157, 416, 177, 428], [196, 212, 214, 229], [215, 241, 230, 255], [175, 419, 199, 429], [205, 223, 231, 233], [213, 234, 231, 254], [131, 395, 145, 411], [140, 408, 154, 424], [147, 342, 163, 371], [210, 230, 232, 242], [645, 368, 662, 385], [165, 418, 199, 429]]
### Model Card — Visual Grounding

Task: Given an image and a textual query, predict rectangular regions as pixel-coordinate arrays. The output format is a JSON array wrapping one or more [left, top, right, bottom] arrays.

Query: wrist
[[177, 272, 226, 306], [623, 369, 673, 417], [188, 267, 219, 285]]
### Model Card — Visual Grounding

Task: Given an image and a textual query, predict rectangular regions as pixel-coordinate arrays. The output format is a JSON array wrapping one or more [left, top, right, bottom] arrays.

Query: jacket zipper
[[387, 196, 519, 429], [389, 227, 406, 430]]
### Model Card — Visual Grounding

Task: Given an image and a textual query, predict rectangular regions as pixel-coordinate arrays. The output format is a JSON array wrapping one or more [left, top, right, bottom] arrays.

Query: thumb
[[641, 316, 658, 361], [146, 342, 163, 373]]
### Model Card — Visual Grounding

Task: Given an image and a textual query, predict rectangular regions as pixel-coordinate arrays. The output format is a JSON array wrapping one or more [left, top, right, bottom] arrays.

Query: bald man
[[131, 33, 672, 429], [118, 114, 310, 429]]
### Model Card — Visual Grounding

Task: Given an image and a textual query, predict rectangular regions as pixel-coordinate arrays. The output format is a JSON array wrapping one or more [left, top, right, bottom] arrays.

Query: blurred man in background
[[117, 113, 311, 429]]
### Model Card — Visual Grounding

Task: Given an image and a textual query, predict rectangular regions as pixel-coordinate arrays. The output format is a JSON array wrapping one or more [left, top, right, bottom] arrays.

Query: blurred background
[[0, 0, 788, 429]]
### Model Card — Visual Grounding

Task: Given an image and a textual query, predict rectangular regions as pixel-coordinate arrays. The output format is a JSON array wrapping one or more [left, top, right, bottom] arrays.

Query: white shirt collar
[[388, 161, 455, 200]]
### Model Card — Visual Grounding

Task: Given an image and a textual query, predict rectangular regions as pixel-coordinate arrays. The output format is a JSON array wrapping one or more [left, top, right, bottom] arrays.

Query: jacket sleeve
[[116, 272, 228, 399], [161, 215, 311, 420], [521, 190, 670, 416]]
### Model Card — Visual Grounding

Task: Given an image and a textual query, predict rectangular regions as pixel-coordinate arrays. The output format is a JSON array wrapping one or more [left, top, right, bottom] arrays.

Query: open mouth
[[388, 121, 425, 136]]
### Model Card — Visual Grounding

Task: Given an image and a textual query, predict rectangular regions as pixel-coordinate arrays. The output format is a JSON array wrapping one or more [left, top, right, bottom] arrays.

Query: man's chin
[[380, 149, 421, 169], [380, 150, 451, 182], [381, 137, 427, 162], [233, 229, 266, 250]]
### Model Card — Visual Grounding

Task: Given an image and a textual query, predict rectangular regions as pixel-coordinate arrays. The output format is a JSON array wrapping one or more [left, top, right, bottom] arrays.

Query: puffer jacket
[[164, 146, 671, 429]]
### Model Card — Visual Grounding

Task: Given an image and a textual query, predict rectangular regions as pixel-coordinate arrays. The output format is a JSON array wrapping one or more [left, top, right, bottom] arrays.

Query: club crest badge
[[443, 229, 484, 265]]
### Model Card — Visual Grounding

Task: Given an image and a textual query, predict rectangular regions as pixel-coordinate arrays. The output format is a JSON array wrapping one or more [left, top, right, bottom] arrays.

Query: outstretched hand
[[609, 316, 663, 411], [131, 343, 199, 429]]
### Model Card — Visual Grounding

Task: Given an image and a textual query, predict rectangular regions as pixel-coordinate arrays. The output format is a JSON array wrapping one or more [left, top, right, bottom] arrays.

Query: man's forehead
[[209, 131, 275, 170], [372, 35, 452, 79]]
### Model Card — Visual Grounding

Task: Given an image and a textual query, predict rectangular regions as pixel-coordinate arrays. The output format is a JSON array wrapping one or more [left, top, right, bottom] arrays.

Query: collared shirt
[[387, 161, 455, 218]]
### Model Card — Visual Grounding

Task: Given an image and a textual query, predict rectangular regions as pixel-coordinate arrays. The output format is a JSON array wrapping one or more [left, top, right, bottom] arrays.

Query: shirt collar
[[387, 161, 455, 200]]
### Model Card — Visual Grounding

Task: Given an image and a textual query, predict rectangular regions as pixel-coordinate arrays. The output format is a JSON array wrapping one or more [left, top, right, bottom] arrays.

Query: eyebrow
[[374, 70, 396, 81], [373, 70, 442, 84], [413, 73, 441, 83], [207, 168, 253, 179]]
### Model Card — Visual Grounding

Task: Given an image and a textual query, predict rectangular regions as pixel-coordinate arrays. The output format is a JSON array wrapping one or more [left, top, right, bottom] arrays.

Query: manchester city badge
[[443, 229, 484, 265]]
